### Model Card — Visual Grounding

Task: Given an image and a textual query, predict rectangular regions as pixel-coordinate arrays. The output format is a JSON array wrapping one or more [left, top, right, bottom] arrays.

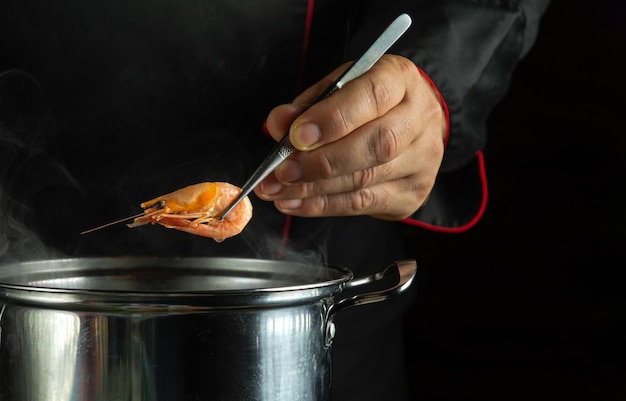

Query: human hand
[[254, 55, 446, 221]]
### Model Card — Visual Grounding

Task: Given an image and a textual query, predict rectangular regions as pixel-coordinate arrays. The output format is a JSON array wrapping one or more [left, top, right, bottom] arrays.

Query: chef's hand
[[255, 55, 446, 221]]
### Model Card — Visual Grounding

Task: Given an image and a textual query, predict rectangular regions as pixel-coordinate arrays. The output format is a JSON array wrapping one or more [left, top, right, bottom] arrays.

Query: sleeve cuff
[[402, 150, 488, 233]]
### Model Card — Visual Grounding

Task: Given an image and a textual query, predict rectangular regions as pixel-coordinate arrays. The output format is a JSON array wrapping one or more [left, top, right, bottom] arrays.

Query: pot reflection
[[0, 303, 331, 401], [259, 307, 330, 400], [8, 308, 81, 400]]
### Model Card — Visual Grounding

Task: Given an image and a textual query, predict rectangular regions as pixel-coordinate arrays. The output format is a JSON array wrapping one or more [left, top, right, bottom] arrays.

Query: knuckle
[[311, 194, 330, 215], [372, 124, 402, 163], [320, 194, 332, 215], [395, 55, 416, 76], [352, 167, 377, 189], [317, 152, 335, 179], [368, 77, 393, 115], [330, 105, 351, 136], [407, 175, 433, 209], [294, 181, 316, 198], [425, 92, 444, 122], [352, 188, 377, 213]]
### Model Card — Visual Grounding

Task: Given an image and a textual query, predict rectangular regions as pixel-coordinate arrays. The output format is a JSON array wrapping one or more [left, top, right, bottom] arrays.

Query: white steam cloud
[[0, 69, 75, 263]]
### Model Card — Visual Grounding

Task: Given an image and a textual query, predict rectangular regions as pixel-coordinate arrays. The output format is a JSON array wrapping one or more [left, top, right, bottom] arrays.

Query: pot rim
[[0, 256, 354, 310]]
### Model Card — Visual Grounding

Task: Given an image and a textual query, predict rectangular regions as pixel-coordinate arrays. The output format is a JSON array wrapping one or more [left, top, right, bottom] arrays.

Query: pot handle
[[332, 259, 417, 314], [323, 260, 416, 346]]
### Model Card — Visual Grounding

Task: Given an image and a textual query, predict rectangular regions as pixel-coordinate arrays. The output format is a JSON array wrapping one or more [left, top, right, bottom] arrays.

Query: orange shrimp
[[127, 182, 253, 242], [81, 182, 252, 242]]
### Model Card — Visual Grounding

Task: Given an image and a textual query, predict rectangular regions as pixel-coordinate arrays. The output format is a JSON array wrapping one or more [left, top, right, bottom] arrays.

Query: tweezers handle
[[220, 13, 412, 220]]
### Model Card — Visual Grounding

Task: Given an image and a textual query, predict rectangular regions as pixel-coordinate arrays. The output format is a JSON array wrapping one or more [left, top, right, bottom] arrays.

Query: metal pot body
[[0, 298, 331, 401], [0, 257, 416, 401]]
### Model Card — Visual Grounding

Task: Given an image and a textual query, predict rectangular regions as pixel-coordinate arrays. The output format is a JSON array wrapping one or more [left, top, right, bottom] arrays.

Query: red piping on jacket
[[298, 0, 316, 93], [403, 67, 487, 232], [277, 0, 315, 258], [401, 150, 488, 233]]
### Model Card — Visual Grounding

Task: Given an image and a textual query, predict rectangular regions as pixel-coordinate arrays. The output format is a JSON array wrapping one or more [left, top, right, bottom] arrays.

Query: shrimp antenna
[[80, 212, 146, 235]]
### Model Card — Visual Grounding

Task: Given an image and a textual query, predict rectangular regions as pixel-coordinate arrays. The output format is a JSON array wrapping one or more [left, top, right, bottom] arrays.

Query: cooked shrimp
[[81, 182, 252, 242], [127, 182, 252, 242]]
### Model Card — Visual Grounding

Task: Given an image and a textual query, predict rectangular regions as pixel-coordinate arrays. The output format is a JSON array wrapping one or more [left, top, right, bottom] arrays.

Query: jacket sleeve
[[348, 0, 550, 231]]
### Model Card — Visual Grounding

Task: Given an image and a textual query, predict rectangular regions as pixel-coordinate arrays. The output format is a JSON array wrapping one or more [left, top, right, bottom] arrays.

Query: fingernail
[[276, 159, 303, 183], [277, 199, 302, 210], [293, 122, 321, 149], [260, 181, 282, 196]]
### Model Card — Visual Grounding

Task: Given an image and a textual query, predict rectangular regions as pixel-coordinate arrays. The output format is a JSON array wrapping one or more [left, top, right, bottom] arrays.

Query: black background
[[403, 1, 626, 400], [1, 1, 623, 399]]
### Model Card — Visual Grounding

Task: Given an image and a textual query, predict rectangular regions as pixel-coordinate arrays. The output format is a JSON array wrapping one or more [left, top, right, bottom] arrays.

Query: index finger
[[289, 55, 416, 151]]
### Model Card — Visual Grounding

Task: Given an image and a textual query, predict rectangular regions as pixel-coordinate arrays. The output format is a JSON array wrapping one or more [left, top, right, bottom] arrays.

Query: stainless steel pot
[[0, 257, 416, 401]]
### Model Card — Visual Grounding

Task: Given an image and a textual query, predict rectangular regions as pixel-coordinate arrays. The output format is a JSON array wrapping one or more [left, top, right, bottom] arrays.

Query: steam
[[0, 68, 332, 266], [0, 69, 75, 263], [0, 204, 51, 263]]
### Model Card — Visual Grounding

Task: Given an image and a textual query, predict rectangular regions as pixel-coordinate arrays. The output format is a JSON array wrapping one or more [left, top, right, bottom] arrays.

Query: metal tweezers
[[219, 13, 412, 220]]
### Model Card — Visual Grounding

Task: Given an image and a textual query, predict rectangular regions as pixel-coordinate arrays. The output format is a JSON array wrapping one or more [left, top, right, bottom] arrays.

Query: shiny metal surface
[[0, 257, 416, 401], [0, 257, 351, 309]]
